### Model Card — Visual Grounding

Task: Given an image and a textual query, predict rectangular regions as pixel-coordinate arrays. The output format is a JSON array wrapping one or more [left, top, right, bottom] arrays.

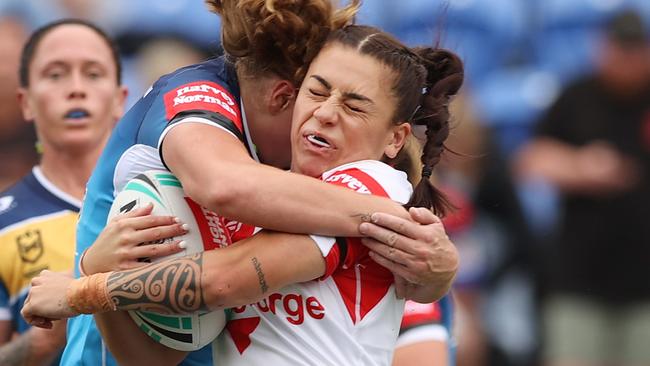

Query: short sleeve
[[0, 280, 11, 321]]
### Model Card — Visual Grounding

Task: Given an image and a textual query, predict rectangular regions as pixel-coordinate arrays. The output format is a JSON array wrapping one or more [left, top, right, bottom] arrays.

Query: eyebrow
[[310, 75, 374, 104], [43, 59, 107, 69]]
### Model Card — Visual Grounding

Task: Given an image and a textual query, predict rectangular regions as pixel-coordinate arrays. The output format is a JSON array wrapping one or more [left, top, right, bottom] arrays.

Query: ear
[[267, 80, 296, 115], [17, 88, 34, 123], [384, 122, 411, 159], [111, 86, 129, 125]]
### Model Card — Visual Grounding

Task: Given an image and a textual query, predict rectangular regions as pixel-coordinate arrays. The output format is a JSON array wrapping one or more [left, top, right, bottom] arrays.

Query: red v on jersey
[[327, 167, 393, 324], [226, 317, 261, 354]]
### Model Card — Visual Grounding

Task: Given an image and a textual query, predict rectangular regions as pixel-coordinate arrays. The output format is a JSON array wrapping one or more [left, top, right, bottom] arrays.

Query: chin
[[294, 160, 325, 178]]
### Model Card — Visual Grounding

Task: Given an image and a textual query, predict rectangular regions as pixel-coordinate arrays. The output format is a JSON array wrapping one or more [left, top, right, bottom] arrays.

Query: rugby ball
[[107, 170, 230, 351]]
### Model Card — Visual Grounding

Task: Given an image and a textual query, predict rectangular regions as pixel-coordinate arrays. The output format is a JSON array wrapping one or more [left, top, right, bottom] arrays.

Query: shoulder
[[0, 174, 35, 228], [153, 58, 243, 130], [155, 58, 239, 100], [321, 160, 412, 203], [0, 171, 78, 230]]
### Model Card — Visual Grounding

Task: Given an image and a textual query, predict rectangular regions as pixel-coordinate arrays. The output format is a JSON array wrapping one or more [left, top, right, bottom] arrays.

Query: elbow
[[201, 260, 248, 310], [183, 175, 251, 217], [201, 247, 260, 310]]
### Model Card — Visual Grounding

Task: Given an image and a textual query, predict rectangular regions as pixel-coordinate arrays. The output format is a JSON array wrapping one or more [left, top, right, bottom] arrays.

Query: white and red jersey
[[214, 160, 412, 366]]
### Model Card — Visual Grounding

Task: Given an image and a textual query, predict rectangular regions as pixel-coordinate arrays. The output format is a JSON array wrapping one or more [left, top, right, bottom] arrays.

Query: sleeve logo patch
[[323, 168, 388, 197], [163, 81, 242, 131], [325, 173, 372, 194]]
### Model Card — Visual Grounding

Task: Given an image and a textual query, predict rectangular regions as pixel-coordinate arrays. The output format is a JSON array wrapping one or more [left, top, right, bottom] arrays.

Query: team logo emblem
[[16, 229, 44, 264]]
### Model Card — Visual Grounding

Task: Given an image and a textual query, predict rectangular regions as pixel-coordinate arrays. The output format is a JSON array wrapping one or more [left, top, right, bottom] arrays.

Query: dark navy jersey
[[0, 168, 80, 366]]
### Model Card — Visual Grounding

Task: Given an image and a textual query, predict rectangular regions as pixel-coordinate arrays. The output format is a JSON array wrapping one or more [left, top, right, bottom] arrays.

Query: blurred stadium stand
[[2, 0, 648, 136]]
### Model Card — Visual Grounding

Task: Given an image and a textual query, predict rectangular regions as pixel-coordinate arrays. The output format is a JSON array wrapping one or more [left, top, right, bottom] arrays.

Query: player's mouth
[[63, 108, 91, 120], [305, 133, 333, 149]]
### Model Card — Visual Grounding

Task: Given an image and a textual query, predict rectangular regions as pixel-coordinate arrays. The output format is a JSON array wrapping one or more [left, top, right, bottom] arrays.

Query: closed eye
[[345, 104, 364, 113], [309, 88, 328, 97]]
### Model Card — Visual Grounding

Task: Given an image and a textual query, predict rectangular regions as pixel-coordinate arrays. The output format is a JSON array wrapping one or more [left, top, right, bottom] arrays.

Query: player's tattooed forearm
[[251, 257, 268, 294], [351, 213, 373, 222], [106, 253, 209, 314]]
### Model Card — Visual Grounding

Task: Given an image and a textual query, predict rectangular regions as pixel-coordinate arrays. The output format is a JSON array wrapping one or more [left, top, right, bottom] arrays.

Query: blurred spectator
[[441, 93, 538, 366], [0, 19, 127, 365], [124, 36, 210, 105], [135, 37, 208, 89], [0, 16, 38, 191], [515, 9, 650, 366]]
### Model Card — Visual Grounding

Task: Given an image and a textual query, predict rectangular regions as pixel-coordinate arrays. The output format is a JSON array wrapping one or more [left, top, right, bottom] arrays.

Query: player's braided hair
[[326, 25, 464, 216], [206, 0, 359, 86]]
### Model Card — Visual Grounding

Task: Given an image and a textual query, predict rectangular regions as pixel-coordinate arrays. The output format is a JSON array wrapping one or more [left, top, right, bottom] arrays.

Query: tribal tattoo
[[251, 257, 268, 294], [106, 253, 209, 314]]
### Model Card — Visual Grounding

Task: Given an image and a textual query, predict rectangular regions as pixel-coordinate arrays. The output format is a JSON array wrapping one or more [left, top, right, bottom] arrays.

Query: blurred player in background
[[0, 19, 127, 365], [0, 16, 38, 191]]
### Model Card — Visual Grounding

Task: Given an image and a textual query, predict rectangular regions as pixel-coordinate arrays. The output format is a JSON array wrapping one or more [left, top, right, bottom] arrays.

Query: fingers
[[408, 207, 441, 225], [361, 237, 411, 266], [22, 296, 55, 329], [111, 202, 154, 222], [132, 223, 188, 243], [130, 240, 186, 261], [129, 214, 181, 231], [29, 316, 54, 329], [359, 220, 417, 253], [362, 213, 422, 240], [367, 250, 413, 282]]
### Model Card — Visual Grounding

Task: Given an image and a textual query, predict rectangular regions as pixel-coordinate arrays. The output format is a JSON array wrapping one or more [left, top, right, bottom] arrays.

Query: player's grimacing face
[[290, 43, 407, 177], [19, 24, 125, 152]]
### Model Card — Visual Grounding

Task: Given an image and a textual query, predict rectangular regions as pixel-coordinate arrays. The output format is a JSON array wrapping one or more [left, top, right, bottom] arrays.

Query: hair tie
[[422, 165, 433, 179], [409, 105, 421, 121]]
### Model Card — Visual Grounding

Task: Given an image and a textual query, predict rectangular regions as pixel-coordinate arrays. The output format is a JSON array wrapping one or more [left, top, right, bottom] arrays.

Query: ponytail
[[404, 48, 463, 216]]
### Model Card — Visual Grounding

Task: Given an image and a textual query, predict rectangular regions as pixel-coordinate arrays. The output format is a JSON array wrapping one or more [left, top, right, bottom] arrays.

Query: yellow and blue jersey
[[0, 167, 80, 333]]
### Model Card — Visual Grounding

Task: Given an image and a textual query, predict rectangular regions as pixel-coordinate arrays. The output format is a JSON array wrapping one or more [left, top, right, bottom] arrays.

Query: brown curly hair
[[206, 0, 359, 86]]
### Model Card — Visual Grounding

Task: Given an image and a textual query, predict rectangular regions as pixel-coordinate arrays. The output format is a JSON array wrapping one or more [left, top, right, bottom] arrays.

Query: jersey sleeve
[[160, 80, 243, 141], [0, 280, 11, 321], [151, 68, 245, 168], [318, 167, 392, 278], [397, 300, 449, 347]]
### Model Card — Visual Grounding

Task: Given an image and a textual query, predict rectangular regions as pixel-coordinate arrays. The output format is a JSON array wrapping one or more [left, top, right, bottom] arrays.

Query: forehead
[[31, 24, 115, 70], [307, 43, 393, 97]]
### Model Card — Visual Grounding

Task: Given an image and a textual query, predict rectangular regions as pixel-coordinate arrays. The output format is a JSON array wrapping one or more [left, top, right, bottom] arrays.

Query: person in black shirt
[[516, 9, 650, 366]]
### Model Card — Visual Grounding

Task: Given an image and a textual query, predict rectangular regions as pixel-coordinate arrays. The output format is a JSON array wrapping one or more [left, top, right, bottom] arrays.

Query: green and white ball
[[107, 170, 227, 351]]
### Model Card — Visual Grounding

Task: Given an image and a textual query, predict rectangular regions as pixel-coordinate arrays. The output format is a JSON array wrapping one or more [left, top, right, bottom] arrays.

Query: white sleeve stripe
[[308, 234, 336, 257], [157, 116, 239, 150], [0, 307, 11, 320], [396, 324, 449, 348]]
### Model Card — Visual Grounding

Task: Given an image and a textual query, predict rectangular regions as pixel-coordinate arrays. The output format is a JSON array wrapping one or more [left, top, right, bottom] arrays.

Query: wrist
[[66, 273, 116, 314], [78, 248, 90, 276]]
